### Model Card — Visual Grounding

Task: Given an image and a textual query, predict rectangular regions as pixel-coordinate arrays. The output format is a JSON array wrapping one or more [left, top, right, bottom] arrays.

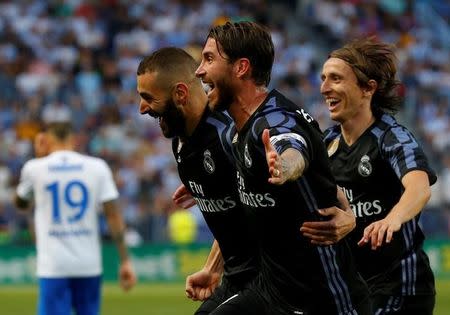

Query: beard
[[160, 97, 187, 138], [211, 78, 234, 112]]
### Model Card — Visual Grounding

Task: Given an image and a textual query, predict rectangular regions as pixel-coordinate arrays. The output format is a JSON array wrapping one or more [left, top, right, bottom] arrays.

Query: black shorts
[[208, 287, 270, 315], [371, 294, 435, 315], [195, 277, 253, 315]]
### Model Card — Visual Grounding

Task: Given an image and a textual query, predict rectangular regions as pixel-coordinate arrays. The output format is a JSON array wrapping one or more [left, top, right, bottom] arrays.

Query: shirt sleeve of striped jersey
[[380, 125, 437, 185], [266, 127, 311, 167]]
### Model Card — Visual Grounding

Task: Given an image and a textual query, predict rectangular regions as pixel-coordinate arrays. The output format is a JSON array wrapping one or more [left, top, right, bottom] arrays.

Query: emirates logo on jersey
[[203, 150, 215, 174], [358, 155, 372, 177], [244, 144, 252, 168]]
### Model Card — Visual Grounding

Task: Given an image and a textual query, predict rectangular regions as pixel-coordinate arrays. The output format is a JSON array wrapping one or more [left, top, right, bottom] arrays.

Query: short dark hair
[[207, 21, 274, 87], [137, 47, 198, 90], [329, 37, 403, 115], [45, 122, 73, 141]]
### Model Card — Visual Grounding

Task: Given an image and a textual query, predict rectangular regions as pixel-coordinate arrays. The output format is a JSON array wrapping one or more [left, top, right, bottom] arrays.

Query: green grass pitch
[[0, 280, 448, 314]]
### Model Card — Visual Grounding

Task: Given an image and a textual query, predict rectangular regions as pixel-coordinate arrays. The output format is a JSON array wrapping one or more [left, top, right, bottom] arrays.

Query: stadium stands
[[0, 0, 448, 244]]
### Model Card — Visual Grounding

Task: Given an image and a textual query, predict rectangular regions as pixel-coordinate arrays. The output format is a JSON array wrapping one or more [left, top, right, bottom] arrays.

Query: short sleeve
[[16, 161, 34, 201], [381, 125, 437, 185], [98, 160, 119, 203]]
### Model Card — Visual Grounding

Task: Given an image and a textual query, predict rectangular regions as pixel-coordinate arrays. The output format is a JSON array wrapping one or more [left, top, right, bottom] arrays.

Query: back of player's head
[[329, 37, 403, 115], [207, 21, 274, 87], [137, 47, 199, 91], [44, 121, 73, 142]]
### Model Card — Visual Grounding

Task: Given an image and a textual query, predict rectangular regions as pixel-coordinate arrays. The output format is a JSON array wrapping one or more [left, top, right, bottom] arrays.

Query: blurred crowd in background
[[0, 0, 449, 246]]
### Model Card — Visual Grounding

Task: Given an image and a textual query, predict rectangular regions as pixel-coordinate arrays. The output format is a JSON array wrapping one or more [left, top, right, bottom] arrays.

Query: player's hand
[[185, 269, 221, 301], [262, 129, 286, 185], [172, 184, 196, 209], [300, 206, 356, 245], [119, 259, 137, 292], [357, 216, 402, 250]]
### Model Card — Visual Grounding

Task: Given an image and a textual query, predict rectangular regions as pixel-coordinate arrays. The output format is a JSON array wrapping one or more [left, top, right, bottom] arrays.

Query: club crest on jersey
[[358, 155, 372, 177], [203, 150, 215, 174], [327, 138, 339, 157], [244, 144, 252, 168]]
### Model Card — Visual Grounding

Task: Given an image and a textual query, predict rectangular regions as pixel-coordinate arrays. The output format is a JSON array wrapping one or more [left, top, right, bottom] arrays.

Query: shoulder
[[207, 110, 233, 124], [21, 156, 47, 172], [323, 124, 341, 144], [253, 92, 301, 134], [206, 110, 235, 135], [372, 114, 418, 146]]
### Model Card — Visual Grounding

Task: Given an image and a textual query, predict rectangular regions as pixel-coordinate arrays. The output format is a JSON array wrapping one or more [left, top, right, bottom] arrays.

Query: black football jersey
[[230, 90, 369, 314], [324, 114, 436, 296], [173, 108, 258, 281]]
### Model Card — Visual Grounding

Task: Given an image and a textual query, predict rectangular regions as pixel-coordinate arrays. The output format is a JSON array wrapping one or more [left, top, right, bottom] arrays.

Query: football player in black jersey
[[196, 21, 371, 315], [137, 47, 260, 314], [315, 37, 436, 314]]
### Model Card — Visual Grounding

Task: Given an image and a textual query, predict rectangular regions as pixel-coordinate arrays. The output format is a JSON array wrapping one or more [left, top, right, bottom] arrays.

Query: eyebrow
[[139, 92, 154, 100]]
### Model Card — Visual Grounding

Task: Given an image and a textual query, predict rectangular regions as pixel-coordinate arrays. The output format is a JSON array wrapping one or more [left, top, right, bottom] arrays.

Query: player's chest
[[328, 137, 393, 188], [177, 141, 235, 188]]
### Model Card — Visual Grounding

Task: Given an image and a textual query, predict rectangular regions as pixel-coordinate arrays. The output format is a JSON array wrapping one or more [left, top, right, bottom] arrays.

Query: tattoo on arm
[[281, 148, 306, 181]]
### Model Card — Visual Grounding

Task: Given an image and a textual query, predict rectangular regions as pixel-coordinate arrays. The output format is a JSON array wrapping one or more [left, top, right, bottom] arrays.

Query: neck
[[228, 85, 269, 131], [49, 143, 74, 153], [184, 89, 208, 138], [340, 109, 375, 146]]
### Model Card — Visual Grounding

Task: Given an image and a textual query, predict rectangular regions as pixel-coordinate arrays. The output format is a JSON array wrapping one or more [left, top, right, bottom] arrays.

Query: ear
[[363, 79, 377, 97], [235, 58, 251, 79], [173, 82, 189, 105]]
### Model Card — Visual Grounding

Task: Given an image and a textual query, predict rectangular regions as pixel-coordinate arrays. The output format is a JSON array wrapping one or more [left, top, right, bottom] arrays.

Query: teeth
[[326, 98, 339, 105], [201, 82, 211, 92]]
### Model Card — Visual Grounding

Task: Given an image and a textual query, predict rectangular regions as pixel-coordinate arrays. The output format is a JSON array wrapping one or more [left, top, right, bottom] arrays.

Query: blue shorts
[[38, 276, 101, 315]]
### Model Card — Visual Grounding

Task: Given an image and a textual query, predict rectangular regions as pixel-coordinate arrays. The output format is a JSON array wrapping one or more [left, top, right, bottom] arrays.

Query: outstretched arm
[[358, 170, 431, 250], [185, 240, 223, 301], [104, 200, 137, 291], [262, 129, 306, 185]]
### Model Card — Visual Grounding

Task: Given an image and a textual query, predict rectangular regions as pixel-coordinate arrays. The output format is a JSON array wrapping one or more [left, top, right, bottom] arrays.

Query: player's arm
[[103, 200, 137, 291], [186, 239, 223, 301], [300, 187, 356, 245], [15, 161, 34, 211], [358, 170, 431, 250], [262, 129, 306, 185]]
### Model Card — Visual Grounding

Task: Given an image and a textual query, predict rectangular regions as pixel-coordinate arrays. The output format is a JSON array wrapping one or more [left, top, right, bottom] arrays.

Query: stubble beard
[[161, 97, 187, 138], [211, 78, 234, 112]]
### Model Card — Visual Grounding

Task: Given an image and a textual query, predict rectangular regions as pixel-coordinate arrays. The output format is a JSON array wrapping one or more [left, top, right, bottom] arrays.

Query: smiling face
[[320, 58, 369, 124], [195, 38, 235, 112], [137, 71, 186, 138]]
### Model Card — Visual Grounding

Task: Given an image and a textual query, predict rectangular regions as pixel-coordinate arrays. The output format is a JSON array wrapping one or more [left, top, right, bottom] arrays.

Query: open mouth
[[202, 80, 215, 97], [326, 98, 340, 110]]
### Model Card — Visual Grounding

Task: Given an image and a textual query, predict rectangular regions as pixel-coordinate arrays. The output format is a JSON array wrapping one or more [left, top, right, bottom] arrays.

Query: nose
[[195, 62, 205, 78], [320, 79, 331, 95], [139, 100, 149, 115]]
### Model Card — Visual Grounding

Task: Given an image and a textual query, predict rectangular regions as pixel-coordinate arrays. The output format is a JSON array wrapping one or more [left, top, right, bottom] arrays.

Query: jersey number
[[296, 109, 314, 123], [46, 180, 89, 224]]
